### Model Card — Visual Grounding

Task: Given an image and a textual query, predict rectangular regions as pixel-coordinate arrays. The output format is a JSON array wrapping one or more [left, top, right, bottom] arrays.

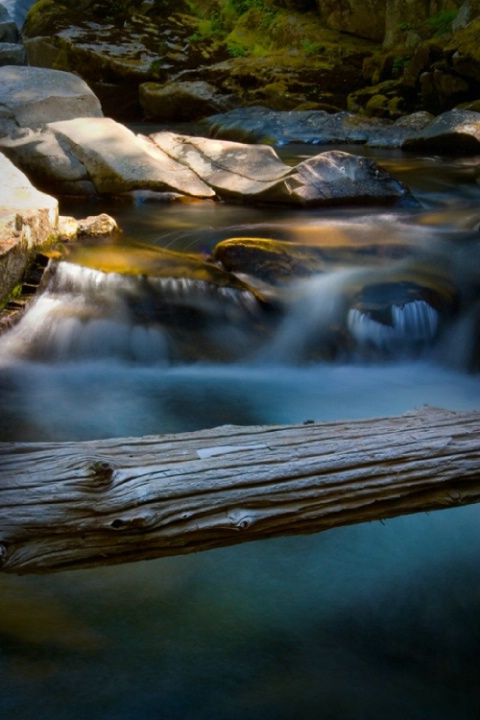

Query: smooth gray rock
[[0, 126, 96, 195], [0, 65, 103, 129], [0, 42, 26, 65], [203, 106, 433, 149], [151, 132, 413, 207], [47, 117, 215, 198], [150, 131, 292, 201]]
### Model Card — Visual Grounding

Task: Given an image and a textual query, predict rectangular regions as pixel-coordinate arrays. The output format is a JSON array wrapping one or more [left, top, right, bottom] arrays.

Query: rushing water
[[1, 147, 480, 719]]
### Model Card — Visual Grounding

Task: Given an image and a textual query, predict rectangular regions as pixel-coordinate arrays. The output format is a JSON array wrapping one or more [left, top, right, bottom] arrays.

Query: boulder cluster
[[4, 0, 480, 122]]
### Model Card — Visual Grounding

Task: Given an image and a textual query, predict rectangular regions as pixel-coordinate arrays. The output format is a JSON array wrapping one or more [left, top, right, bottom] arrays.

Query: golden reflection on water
[[0, 576, 104, 653]]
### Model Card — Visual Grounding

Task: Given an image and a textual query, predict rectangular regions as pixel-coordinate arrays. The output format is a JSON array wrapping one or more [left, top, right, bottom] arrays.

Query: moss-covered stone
[[348, 79, 407, 117], [213, 235, 418, 285], [448, 18, 480, 82], [69, 242, 266, 301]]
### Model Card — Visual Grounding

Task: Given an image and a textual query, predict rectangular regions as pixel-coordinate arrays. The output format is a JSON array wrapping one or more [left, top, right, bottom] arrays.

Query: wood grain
[[1, 407, 479, 574]]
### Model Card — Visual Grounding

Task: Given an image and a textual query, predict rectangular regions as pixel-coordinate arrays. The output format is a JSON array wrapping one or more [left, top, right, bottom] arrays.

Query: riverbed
[[0, 145, 479, 719]]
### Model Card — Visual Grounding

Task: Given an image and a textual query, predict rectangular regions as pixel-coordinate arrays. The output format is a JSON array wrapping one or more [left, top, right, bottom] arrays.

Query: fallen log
[[1, 406, 479, 574]]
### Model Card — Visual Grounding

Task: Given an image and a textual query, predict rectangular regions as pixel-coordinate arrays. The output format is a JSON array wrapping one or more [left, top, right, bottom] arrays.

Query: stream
[[1, 144, 480, 719]]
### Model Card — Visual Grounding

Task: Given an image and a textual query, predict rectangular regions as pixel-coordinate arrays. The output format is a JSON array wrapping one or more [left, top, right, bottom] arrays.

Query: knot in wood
[[0, 543, 7, 564], [90, 460, 114, 486], [109, 515, 150, 531]]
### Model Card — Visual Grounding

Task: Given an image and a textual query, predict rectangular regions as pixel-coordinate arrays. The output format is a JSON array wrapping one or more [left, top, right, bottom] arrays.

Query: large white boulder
[[0, 65, 103, 130], [47, 117, 215, 198]]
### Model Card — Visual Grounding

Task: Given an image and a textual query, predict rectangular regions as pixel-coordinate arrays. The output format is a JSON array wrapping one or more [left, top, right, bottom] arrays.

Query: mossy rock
[[68, 241, 266, 302], [213, 237, 328, 284], [457, 99, 480, 112], [23, 0, 381, 119], [23, 0, 79, 35], [213, 236, 419, 285], [348, 79, 407, 117], [448, 18, 480, 83]]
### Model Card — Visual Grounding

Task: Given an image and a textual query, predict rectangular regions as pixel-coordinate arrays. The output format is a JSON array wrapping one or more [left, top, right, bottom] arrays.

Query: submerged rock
[[6, 249, 271, 363], [213, 234, 420, 285]]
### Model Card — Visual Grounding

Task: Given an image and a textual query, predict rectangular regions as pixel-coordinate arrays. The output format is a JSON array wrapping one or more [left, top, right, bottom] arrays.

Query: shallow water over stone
[[1, 147, 479, 719]]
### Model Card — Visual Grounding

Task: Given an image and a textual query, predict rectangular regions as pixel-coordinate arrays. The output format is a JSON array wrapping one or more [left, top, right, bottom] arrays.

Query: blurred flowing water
[[1, 147, 480, 719]]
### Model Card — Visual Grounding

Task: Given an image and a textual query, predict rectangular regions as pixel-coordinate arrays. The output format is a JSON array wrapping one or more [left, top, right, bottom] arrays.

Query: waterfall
[[348, 300, 439, 352], [0, 261, 265, 364]]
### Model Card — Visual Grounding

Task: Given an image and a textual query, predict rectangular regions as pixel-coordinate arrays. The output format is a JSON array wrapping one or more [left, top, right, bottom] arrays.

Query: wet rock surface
[[402, 108, 480, 153], [202, 106, 434, 147]]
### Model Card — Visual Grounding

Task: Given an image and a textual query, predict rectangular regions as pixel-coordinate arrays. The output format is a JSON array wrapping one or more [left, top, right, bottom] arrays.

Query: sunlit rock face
[[20, 0, 377, 119], [46, 118, 215, 198], [150, 132, 414, 207], [0, 65, 103, 130], [0, 152, 58, 305]]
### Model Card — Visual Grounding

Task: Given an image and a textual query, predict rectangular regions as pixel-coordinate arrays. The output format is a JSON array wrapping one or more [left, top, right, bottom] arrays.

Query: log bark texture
[[0, 407, 479, 574]]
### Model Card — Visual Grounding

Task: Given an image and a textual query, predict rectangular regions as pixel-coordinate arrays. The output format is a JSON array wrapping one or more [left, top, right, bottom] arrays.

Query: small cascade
[[348, 300, 439, 354], [0, 261, 266, 364], [257, 269, 360, 364], [257, 266, 446, 364]]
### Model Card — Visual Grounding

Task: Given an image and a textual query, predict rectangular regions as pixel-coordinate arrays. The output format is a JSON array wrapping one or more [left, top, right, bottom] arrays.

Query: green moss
[[426, 9, 457, 37], [227, 42, 249, 57], [448, 18, 480, 60], [301, 39, 325, 56], [0, 284, 23, 312], [391, 54, 409, 77], [23, 0, 70, 36]]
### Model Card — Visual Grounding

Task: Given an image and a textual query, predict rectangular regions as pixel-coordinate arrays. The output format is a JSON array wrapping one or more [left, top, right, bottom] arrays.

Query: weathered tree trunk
[[1, 407, 479, 574]]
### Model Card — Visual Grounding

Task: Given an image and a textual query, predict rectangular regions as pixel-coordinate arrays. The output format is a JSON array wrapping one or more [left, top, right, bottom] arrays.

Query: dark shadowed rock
[[203, 106, 433, 148], [139, 80, 231, 122], [403, 109, 480, 154]]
